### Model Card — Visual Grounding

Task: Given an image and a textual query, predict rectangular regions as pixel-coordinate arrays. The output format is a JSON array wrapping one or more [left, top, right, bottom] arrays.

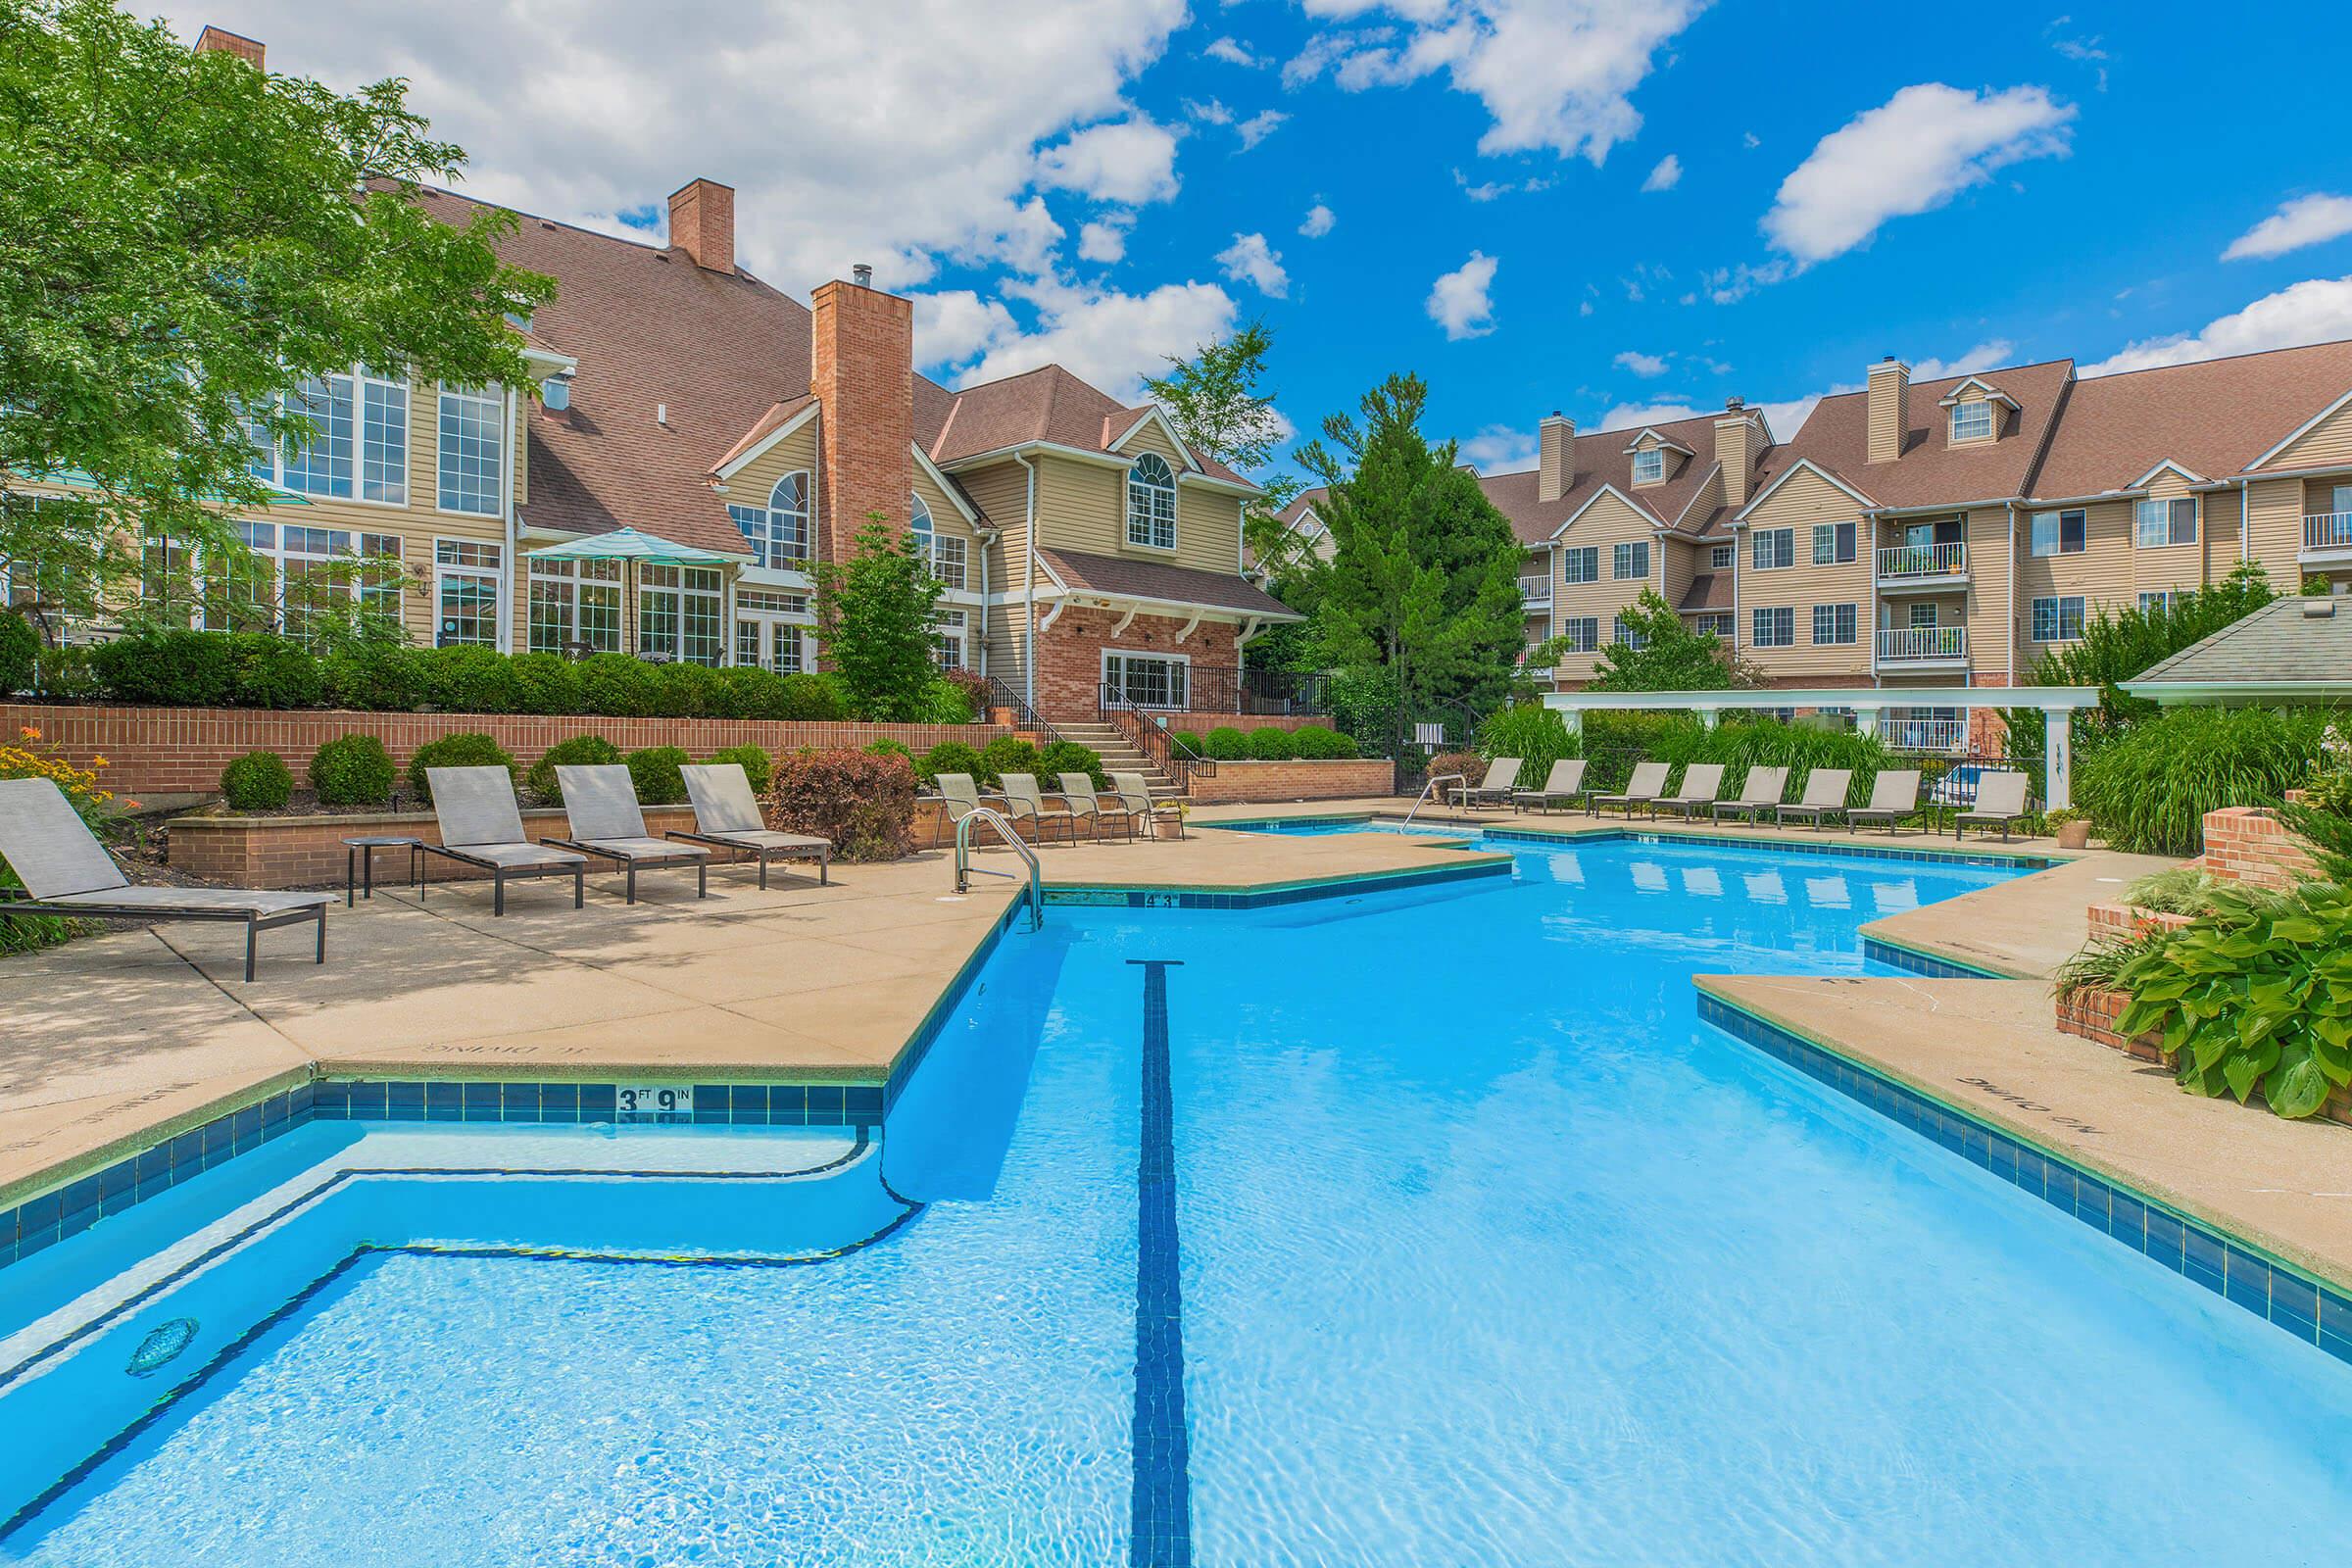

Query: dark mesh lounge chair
[[549, 764, 710, 904], [419, 765, 587, 915], [671, 763, 831, 888], [0, 777, 328, 981]]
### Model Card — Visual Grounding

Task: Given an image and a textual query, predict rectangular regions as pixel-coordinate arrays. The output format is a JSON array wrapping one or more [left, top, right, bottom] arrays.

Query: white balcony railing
[[1875, 626, 1966, 662], [1880, 716, 1968, 753], [2306, 512, 2352, 552], [1875, 541, 1966, 579], [1519, 573, 1551, 603]]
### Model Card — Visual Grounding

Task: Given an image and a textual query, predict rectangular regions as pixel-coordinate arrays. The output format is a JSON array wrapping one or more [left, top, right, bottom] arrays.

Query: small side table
[[342, 836, 423, 906]]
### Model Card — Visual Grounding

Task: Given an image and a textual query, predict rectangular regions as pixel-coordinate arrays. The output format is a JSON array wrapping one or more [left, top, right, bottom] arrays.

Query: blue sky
[[167, 1, 2352, 477]]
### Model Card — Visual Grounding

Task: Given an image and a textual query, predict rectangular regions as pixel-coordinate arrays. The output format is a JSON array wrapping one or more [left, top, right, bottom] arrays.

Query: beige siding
[[2127, 472, 2216, 600], [1115, 417, 1187, 467], [955, 461, 1030, 594], [2018, 499, 2132, 666], [912, 463, 975, 551], [2245, 477, 2305, 586], [1175, 485, 1246, 576], [725, 415, 822, 537], [2265, 397, 2352, 469], [1030, 452, 1242, 576], [1549, 492, 1660, 683], [1737, 468, 1869, 680], [1660, 535, 1699, 612], [1960, 506, 2016, 682]]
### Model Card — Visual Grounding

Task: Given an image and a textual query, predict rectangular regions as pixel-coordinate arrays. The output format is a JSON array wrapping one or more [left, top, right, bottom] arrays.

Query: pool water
[[8, 836, 2352, 1565]]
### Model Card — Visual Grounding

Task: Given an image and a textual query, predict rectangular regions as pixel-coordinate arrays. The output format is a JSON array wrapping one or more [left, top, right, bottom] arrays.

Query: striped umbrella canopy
[[525, 526, 745, 566]]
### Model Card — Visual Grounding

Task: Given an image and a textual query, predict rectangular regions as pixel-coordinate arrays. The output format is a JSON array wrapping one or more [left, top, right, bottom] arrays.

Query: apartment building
[[6, 27, 1293, 722]]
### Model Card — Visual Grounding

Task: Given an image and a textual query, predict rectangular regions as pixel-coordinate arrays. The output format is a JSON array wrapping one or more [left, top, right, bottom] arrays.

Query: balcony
[[2305, 512, 2352, 561], [1874, 625, 1967, 668], [1874, 541, 1967, 591], [1519, 573, 1552, 607], [1878, 715, 1969, 753]]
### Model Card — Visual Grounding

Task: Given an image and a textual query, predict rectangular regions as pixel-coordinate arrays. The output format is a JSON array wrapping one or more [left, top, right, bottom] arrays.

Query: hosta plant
[[2113, 882, 2352, 1119]]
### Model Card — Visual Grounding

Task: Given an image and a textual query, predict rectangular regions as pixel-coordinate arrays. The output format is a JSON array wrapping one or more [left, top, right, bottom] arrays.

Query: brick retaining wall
[[1185, 759, 1396, 804], [2057, 984, 2351, 1128], [2193, 805, 2321, 889], [3, 703, 1010, 798]]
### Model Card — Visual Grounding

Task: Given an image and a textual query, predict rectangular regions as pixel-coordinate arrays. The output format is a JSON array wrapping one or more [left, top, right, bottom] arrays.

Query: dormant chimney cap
[[852, 264, 873, 288]]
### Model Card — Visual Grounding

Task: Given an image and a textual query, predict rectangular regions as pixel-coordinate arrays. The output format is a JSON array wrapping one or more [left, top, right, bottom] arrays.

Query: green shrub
[[624, 745, 694, 806], [771, 747, 918, 861], [523, 734, 621, 802], [220, 750, 293, 810], [716, 666, 792, 720], [0, 612, 36, 696], [778, 671, 849, 721], [1475, 704, 1576, 789], [2121, 866, 2220, 916], [91, 628, 235, 705], [1040, 740, 1108, 789], [509, 653, 582, 716], [1202, 726, 1249, 760], [1243, 726, 1296, 760], [709, 743, 773, 796], [911, 676, 978, 724], [415, 644, 521, 714], [1291, 724, 1358, 760], [2114, 880, 2352, 1119], [981, 735, 1041, 781], [1169, 731, 1209, 759], [651, 661, 725, 718], [28, 643, 97, 700], [223, 633, 321, 709], [919, 740, 989, 787], [321, 642, 424, 711], [2077, 705, 2335, 856], [864, 738, 916, 770], [407, 732, 517, 804], [576, 652, 662, 717], [308, 733, 396, 808]]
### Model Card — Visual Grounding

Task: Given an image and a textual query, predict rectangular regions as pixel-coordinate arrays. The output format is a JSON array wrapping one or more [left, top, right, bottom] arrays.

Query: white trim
[[1100, 646, 1195, 709], [1546, 482, 1665, 539], [1172, 610, 1204, 644], [911, 443, 981, 523], [939, 437, 1262, 495], [1106, 406, 1202, 471], [1036, 584, 1303, 623], [710, 400, 822, 483], [2129, 458, 2208, 489], [1934, 375, 2020, 410], [1667, 462, 1723, 531], [1619, 428, 1696, 457], [1107, 603, 1139, 639], [2244, 383, 2352, 471], [1733, 458, 1878, 523]]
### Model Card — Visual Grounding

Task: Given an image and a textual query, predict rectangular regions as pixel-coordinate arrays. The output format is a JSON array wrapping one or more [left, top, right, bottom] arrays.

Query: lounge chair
[[1846, 769, 1924, 834], [0, 776, 329, 981], [1001, 773, 1087, 844], [1648, 762, 1727, 820], [928, 771, 1005, 848], [547, 764, 710, 905], [1059, 773, 1139, 844], [1711, 765, 1788, 824], [1592, 760, 1671, 817], [1109, 771, 1182, 839], [671, 763, 831, 888], [1956, 770, 2034, 843], [1775, 768, 1853, 830], [1512, 759, 1590, 813], [1447, 757, 1521, 809], [419, 765, 587, 916]]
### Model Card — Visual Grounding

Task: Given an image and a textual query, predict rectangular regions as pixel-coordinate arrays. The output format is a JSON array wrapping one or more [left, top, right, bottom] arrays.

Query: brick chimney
[[1714, 397, 1755, 508], [1538, 411, 1575, 503], [666, 178, 736, 273], [195, 24, 265, 69], [1866, 357, 1909, 464], [810, 271, 913, 566]]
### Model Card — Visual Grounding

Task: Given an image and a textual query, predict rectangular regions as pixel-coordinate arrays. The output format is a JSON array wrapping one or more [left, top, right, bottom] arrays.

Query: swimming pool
[[5, 834, 2350, 1564]]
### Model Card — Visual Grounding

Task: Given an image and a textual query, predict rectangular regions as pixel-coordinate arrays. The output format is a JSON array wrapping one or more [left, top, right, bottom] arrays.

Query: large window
[[733, 588, 809, 673], [2138, 590, 2177, 615], [1690, 612, 1733, 637], [248, 366, 408, 504], [1612, 612, 1647, 651], [1752, 528, 1794, 569], [2031, 509, 2085, 557], [639, 564, 724, 665], [434, 539, 502, 647], [1612, 540, 1649, 580], [728, 472, 812, 568], [1751, 606, 1794, 647], [2134, 497, 2196, 548], [1104, 649, 1188, 709], [2033, 594, 2085, 642], [1950, 401, 1994, 442], [1125, 453, 1177, 550], [931, 609, 967, 669], [1811, 521, 1856, 565], [151, 522, 405, 643], [1631, 448, 1664, 484], [1562, 546, 1599, 584], [436, 385, 503, 515], [527, 558, 621, 655], [1810, 602, 1857, 645], [909, 495, 966, 589], [1561, 616, 1599, 654]]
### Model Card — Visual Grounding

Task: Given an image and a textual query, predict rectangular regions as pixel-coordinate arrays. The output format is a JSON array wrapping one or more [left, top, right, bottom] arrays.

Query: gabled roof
[[2123, 594, 2352, 699], [710, 396, 817, 480], [1762, 356, 2074, 512], [928, 364, 1249, 485], [1621, 427, 1696, 457], [1036, 548, 1298, 618], [1936, 375, 2020, 410]]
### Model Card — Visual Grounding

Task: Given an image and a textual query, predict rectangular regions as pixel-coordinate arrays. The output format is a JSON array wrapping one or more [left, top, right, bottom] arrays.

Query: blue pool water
[[7, 835, 2352, 1565]]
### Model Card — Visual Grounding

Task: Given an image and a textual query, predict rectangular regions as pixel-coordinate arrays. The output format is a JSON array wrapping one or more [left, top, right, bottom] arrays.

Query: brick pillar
[[195, 25, 265, 68], [809, 279, 913, 566]]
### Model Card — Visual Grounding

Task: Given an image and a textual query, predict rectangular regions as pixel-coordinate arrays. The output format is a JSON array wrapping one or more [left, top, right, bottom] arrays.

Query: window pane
[[361, 377, 408, 504], [1951, 401, 1992, 441], [1126, 454, 1177, 549], [281, 374, 355, 497], [437, 387, 503, 514]]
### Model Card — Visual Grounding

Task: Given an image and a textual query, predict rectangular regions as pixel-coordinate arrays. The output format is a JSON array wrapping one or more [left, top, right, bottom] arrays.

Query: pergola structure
[[1540, 685, 2103, 808]]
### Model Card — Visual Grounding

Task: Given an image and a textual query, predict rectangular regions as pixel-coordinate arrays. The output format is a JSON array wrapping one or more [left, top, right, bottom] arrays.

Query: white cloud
[[1908, 339, 2015, 380], [1762, 83, 2075, 265], [1298, 203, 1337, 238], [1459, 423, 1538, 474], [912, 290, 1019, 369], [1183, 96, 1235, 125], [1289, 1, 1709, 163], [1427, 250, 1499, 339], [1235, 109, 1289, 150], [1613, 349, 1670, 377], [1578, 299, 1594, 317], [1078, 212, 1135, 264], [965, 273, 1241, 401], [1597, 398, 1703, 429], [1034, 115, 1183, 206], [150, 1, 1191, 291], [2082, 275, 2352, 375], [2223, 194, 2352, 262], [1203, 35, 1265, 68], [1215, 232, 1290, 298], [1641, 153, 1681, 191], [1755, 391, 1828, 438]]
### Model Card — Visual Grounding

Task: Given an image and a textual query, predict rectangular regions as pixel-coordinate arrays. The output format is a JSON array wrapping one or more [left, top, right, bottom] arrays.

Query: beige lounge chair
[[1956, 770, 2034, 843], [419, 765, 587, 915], [1711, 765, 1788, 823], [1648, 762, 1727, 820], [1592, 760, 1671, 817], [1447, 757, 1521, 808], [1001, 773, 1087, 843], [928, 771, 1007, 847], [1512, 759, 1590, 813], [0, 776, 330, 981], [1846, 769, 1924, 834], [548, 764, 710, 905], [1776, 768, 1853, 830], [1059, 773, 1140, 843], [671, 763, 831, 888], [1109, 771, 1182, 839]]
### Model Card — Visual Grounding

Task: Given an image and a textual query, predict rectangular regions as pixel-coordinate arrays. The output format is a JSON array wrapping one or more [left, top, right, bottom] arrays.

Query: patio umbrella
[[525, 527, 751, 662]]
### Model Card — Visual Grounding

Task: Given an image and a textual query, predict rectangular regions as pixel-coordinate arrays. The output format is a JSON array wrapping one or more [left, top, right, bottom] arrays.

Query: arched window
[[910, 493, 966, 589], [729, 472, 812, 568], [1125, 453, 1177, 550]]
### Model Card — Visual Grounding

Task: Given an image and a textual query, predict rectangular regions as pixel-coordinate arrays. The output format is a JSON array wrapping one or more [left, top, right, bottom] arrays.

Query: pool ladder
[[1402, 772, 1466, 826], [955, 807, 1044, 930]]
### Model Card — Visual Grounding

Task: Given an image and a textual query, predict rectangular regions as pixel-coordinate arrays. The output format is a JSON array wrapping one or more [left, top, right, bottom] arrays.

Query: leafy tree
[[0, 0, 555, 630], [1295, 373, 1527, 719], [814, 514, 945, 721], [1588, 589, 1766, 691]]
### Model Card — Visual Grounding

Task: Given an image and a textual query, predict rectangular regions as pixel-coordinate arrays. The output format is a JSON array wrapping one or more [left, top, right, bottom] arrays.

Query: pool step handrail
[[1404, 772, 1467, 825], [954, 807, 1044, 929]]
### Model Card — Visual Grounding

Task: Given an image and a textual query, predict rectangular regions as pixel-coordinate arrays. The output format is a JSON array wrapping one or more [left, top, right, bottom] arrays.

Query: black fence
[[1153, 665, 1335, 718]]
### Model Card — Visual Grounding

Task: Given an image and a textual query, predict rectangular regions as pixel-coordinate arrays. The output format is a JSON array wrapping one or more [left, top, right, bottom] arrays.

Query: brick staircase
[[1052, 719, 1188, 800]]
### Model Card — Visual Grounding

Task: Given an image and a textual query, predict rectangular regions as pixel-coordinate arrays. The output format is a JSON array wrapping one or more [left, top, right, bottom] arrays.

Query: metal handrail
[[985, 673, 1068, 749], [1403, 772, 1466, 825], [955, 807, 1043, 930]]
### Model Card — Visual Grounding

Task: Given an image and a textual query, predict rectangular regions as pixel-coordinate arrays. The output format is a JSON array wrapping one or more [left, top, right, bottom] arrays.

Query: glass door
[[1104, 652, 1189, 710]]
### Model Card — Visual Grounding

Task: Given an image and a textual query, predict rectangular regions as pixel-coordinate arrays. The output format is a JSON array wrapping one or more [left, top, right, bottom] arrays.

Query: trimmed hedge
[[1039, 740, 1108, 790], [981, 736, 1041, 781], [220, 750, 293, 810], [919, 740, 989, 786], [0, 612, 35, 697], [321, 643, 424, 711], [624, 745, 694, 807], [709, 744, 773, 796], [309, 733, 396, 807], [407, 732, 516, 805], [524, 734, 621, 802], [1292, 724, 1358, 760], [1245, 726, 1296, 760]]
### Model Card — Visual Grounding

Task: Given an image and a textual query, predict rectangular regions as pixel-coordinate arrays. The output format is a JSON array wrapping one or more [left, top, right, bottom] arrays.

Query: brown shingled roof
[[2031, 339, 2352, 499], [1038, 548, 1296, 617], [1755, 358, 2074, 514], [1677, 572, 1734, 612], [929, 365, 1250, 485]]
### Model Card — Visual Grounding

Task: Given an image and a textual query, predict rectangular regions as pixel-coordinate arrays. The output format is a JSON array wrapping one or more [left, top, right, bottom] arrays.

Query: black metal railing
[[1176, 665, 1336, 718], [1100, 683, 1208, 794], [986, 673, 1067, 749]]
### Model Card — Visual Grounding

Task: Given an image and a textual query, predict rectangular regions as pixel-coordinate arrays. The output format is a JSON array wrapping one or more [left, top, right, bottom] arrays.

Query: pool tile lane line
[[1127, 959, 1193, 1568], [1696, 990, 2352, 1366]]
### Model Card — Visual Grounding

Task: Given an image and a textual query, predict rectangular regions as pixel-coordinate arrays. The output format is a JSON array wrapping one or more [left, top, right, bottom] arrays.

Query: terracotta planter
[[2056, 820, 2092, 850]]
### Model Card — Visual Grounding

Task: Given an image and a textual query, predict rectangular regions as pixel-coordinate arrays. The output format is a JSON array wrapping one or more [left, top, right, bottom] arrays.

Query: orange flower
[[19, 726, 38, 741], [91, 755, 109, 768]]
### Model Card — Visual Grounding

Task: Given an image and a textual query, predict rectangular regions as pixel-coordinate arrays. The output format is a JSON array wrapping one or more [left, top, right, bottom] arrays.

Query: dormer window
[[1126, 453, 1177, 550], [1632, 449, 1664, 484], [1949, 401, 1993, 443]]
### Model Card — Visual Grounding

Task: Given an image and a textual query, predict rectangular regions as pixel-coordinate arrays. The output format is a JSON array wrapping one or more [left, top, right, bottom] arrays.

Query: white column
[[2043, 707, 2072, 810], [1852, 702, 1884, 744], [1560, 707, 1584, 738], [1696, 707, 1721, 729]]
